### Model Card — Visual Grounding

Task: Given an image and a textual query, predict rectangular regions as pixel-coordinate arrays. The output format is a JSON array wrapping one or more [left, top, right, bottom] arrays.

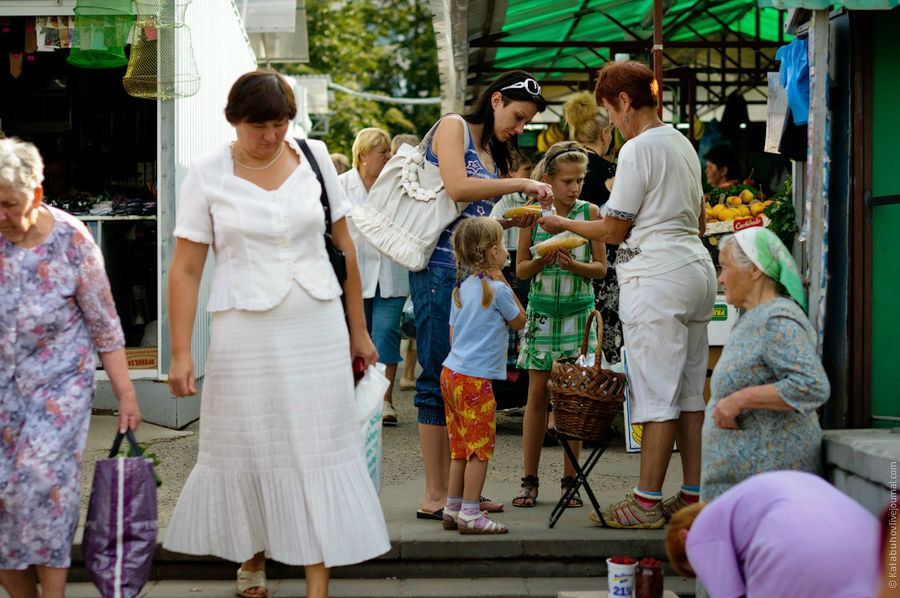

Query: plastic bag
[[531, 231, 588, 258], [355, 364, 390, 493], [399, 295, 416, 340], [83, 430, 158, 598]]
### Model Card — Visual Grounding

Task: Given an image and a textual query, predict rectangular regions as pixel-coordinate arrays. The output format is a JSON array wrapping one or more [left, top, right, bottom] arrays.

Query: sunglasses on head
[[500, 78, 541, 96]]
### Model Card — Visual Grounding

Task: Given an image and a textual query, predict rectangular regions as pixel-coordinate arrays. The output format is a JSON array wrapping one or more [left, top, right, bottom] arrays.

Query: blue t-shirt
[[425, 116, 500, 268], [443, 276, 521, 380]]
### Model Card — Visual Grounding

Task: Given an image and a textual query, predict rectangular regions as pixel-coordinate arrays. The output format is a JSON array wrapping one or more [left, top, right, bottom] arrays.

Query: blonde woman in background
[[563, 91, 623, 365], [341, 127, 409, 425]]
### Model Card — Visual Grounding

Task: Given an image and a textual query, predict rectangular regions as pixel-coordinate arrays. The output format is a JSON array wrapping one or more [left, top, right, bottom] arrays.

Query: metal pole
[[653, 0, 663, 118]]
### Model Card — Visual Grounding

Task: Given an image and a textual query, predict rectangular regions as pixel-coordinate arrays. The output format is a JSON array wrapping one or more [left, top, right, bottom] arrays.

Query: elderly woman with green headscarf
[[701, 227, 830, 503]]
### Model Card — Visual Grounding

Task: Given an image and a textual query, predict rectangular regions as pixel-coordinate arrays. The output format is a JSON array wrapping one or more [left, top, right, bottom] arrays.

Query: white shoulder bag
[[351, 114, 471, 271]]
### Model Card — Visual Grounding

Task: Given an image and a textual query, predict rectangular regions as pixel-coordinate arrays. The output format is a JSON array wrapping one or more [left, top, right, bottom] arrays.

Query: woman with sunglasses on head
[[412, 70, 553, 522]]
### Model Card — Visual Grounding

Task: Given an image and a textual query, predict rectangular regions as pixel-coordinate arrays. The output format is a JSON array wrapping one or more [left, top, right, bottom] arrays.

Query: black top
[[580, 151, 616, 208]]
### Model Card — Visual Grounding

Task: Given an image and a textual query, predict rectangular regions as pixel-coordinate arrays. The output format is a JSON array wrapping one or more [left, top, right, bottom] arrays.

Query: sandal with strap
[[512, 475, 540, 508], [236, 567, 267, 598], [458, 514, 508, 535], [560, 476, 583, 508]]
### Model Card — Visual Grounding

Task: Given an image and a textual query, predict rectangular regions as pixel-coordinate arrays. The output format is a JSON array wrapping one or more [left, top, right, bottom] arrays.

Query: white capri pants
[[619, 259, 717, 423]]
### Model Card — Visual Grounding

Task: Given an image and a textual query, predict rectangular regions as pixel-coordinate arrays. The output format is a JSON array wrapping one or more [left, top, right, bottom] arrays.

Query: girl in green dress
[[512, 141, 607, 508]]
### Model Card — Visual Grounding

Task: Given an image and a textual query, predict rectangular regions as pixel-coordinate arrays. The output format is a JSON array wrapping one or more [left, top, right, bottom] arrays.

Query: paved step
[[56, 577, 695, 598], [69, 521, 675, 581]]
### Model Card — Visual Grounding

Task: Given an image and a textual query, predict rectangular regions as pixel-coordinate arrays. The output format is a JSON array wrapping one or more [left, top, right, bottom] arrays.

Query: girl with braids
[[513, 141, 607, 508], [439, 217, 526, 534]]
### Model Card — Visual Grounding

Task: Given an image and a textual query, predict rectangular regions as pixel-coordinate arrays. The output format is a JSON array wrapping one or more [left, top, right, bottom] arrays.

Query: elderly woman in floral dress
[[701, 227, 830, 502], [0, 138, 141, 598]]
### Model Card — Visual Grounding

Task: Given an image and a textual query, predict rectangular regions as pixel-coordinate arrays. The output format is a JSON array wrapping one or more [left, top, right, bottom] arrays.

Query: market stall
[[0, 0, 256, 426]]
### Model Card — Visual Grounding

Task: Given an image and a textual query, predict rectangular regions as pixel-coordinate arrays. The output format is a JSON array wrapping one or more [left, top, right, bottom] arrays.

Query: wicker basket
[[547, 310, 626, 441]]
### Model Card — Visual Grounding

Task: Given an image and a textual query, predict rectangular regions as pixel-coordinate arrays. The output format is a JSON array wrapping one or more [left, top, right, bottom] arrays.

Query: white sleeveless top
[[174, 137, 352, 312]]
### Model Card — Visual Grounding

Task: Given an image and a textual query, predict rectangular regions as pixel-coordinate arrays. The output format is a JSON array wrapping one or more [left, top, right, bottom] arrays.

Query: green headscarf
[[733, 227, 807, 312]]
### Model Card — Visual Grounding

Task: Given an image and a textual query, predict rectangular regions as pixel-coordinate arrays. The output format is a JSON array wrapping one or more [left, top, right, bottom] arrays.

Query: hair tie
[[546, 147, 587, 165], [477, 272, 485, 279], [455, 281, 462, 289]]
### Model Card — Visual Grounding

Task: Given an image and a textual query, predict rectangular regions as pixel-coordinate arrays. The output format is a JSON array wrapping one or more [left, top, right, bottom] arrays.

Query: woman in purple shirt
[[666, 470, 880, 598]]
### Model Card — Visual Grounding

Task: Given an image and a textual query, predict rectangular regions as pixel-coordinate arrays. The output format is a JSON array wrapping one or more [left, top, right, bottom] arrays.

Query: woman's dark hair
[[225, 71, 297, 125], [463, 70, 547, 176], [594, 61, 658, 111]]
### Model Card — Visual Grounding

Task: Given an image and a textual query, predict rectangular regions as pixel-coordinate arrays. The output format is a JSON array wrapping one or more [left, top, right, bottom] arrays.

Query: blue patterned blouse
[[425, 115, 500, 268], [700, 297, 831, 502]]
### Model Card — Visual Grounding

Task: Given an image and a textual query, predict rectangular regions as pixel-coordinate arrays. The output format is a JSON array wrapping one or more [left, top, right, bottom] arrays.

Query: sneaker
[[661, 492, 690, 521], [382, 402, 398, 426], [591, 491, 666, 529]]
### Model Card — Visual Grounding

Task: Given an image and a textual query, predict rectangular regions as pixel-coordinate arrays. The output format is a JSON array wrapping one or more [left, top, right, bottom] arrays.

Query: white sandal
[[236, 567, 267, 598]]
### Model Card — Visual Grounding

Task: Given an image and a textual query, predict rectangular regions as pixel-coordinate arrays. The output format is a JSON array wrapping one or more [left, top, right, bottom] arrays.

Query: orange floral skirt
[[439, 367, 496, 461]]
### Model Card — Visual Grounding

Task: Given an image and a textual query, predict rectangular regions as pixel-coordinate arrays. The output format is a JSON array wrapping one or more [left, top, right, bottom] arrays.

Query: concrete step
[[57, 576, 695, 598], [69, 522, 674, 581]]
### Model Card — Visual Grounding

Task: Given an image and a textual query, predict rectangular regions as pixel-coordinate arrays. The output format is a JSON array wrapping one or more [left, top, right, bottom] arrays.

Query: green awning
[[433, 1, 794, 113], [759, 0, 899, 8]]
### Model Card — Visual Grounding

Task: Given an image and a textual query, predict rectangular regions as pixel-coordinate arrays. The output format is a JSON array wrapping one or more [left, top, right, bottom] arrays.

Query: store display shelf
[[95, 369, 159, 381], [76, 215, 157, 221], [705, 215, 770, 236]]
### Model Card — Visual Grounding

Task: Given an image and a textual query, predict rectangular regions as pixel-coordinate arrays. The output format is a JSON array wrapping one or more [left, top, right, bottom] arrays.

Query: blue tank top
[[425, 115, 500, 268]]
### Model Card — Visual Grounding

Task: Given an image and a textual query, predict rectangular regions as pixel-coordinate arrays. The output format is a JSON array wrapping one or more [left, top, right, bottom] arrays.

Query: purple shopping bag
[[83, 430, 158, 598]]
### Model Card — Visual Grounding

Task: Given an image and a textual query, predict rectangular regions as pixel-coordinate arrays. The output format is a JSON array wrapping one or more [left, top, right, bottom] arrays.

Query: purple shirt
[[686, 471, 880, 598]]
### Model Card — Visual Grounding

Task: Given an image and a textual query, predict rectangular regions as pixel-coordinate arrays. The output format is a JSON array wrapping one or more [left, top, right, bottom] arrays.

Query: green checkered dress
[[517, 200, 596, 371]]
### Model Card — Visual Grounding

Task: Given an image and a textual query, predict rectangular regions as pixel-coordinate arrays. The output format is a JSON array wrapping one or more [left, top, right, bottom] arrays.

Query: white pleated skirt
[[163, 283, 390, 567]]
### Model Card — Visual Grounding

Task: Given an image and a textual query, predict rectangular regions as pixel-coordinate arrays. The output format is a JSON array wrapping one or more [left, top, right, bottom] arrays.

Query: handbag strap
[[418, 113, 471, 157], [108, 429, 142, 458], [296, 138, 333, 239]]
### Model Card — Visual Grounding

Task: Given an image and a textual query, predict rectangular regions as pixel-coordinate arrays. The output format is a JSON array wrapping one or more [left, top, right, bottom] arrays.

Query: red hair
[[595, 61, 659, 110]]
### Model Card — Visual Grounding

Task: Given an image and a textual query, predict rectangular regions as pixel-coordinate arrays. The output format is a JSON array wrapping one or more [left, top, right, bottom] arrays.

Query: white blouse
[[339, 168, 410, 299], [173, 137, 352, 312]]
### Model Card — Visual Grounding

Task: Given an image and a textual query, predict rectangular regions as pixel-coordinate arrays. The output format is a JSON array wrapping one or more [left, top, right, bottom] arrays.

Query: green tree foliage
[[280, 0, 441, 157]]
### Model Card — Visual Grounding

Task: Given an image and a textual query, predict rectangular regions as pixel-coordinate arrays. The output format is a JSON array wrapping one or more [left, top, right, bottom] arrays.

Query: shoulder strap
[[421, 113, 471, 156], [296, 138, 332, 237]]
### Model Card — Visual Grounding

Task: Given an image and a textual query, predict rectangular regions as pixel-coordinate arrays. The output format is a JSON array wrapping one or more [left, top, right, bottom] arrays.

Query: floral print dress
[[0, 207, 125, 569], [701, 297, 830, 502]]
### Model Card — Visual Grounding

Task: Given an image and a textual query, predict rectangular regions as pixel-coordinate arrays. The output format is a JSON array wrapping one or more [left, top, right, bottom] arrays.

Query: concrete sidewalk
[[79, 383, 685, 531]]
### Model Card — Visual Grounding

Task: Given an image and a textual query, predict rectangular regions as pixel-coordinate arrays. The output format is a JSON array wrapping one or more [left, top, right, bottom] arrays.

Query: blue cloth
[[409, 266, 456, 426], [363, 291, 406, 364], [701, 298, 831, 502], [776, 38, 810, 126], [424, 116, 500, 268], [444, 277, 521, 380]]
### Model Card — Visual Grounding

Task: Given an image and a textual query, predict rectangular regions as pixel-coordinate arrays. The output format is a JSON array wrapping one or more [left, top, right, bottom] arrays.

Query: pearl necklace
[[231, 141, 285, 171]]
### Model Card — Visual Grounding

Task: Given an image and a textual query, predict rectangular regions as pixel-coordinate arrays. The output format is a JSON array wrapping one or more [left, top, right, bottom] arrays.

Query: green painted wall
[[870, 8, 900, 427]]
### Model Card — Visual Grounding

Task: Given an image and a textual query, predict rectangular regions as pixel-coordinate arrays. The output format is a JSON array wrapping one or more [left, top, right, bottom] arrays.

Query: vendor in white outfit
[[165, 71, 389, 598], [340, 127, 410, 425], [539, 61, 715, 530]]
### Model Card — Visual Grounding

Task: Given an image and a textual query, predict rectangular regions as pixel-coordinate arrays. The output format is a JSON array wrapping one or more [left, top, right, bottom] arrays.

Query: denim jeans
[[409, 266, 456, 426], [363, 291, 406, 364]]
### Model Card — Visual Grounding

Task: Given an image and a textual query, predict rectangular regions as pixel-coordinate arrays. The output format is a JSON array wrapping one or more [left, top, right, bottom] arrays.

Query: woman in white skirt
[[165, 71, 390, 598]]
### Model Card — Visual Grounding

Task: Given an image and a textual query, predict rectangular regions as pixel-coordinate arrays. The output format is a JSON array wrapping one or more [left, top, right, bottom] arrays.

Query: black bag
[[296, 139, 347, 284]]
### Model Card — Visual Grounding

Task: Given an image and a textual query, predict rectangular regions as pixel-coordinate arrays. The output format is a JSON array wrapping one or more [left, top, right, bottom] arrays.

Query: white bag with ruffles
[[351, 115, 471, 271]]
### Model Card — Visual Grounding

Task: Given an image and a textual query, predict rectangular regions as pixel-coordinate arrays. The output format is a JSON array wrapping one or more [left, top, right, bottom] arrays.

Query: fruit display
[[704, 175, 772, 235]]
